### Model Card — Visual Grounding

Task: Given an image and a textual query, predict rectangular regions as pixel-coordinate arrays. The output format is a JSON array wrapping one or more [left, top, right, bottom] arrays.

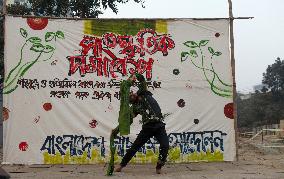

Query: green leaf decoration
[[183, 41, 199, 48], [214, 51, 222, 56], [28, 37, 41, 44], [20, 28, 28, 38], [190, 50, 198, 58], [181, 51, 190, 62], [199, 40, 209, 47], [30, 43, 44, 52], [208, 47, 215, 54], [45, 32, 55, 42], [56, 31, 65, 39], [43, 45, 55, 53]]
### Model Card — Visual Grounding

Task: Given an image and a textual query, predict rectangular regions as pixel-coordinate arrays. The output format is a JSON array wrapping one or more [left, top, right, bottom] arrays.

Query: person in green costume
[[114, 73, 169, 174], [106, 74, 136, 176]]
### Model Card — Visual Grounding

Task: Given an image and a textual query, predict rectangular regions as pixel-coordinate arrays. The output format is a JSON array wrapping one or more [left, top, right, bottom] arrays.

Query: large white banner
[[3, 16, 235, 164]]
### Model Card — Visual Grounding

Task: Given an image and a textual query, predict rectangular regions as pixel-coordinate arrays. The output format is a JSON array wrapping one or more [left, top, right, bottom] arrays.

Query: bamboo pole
[[7, 14, 254, 20], [228, 0, 239, 161], [2, 0, 7, 77], [3, 0, 7, 15], [0, 0, 6, 148]]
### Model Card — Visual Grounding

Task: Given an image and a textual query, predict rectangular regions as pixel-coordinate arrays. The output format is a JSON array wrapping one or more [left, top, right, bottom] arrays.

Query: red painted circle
[[224, 103, 234, 119], [27, 18, 48, 30], [19, 142, 28, 151], [43, 103, 52, 111]]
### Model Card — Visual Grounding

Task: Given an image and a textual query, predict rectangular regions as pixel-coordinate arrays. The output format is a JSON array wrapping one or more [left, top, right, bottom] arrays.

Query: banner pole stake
[[228, 0, 239, 161]]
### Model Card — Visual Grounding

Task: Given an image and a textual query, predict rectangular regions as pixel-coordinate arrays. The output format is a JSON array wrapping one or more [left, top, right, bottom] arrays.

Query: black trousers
[[120, 122, 169, 168]]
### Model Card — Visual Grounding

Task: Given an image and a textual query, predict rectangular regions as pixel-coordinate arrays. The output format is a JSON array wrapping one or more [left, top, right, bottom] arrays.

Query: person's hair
[[129, 93, 138, 104]]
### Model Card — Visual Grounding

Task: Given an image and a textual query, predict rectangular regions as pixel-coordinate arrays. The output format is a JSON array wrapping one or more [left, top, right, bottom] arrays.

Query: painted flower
[[27, 18, 48, 30], [177, 99, 185, 108], [19, 142, 28, 151], [224, 103, 234, 119], [89, 119, 98, 128], [194, 119, 199, 124], [173, 69, 180, 75]]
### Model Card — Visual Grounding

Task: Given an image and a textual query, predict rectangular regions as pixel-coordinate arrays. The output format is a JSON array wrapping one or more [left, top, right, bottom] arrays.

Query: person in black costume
[[115, 74, 169, 174]]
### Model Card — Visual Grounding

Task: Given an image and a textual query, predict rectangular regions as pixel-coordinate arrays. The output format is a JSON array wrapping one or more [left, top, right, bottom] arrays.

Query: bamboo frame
[[3, 0, 7, 15], [2, 0, 7, 77], [228, 0, 238, 161], [7, 14, 254, 20], [248, 129, 284, 148]]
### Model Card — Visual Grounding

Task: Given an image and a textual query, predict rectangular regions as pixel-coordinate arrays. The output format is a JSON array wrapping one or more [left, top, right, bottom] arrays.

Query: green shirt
[[118, 80, 132, 135]]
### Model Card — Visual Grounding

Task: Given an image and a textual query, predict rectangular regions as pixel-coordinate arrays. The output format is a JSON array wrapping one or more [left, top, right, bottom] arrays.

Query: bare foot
[[115, 165, 123, 172]]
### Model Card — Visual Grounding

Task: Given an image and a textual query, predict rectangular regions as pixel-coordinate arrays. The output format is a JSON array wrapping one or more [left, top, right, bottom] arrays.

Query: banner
[[3, 16, 235, 164]]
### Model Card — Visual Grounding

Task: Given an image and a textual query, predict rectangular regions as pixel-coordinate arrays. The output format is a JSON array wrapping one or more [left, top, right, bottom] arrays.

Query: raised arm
[[135, 73, 147, 96]]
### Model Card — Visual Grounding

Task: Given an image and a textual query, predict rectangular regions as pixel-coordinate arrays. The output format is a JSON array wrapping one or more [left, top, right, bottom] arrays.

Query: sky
[[99, 0, 284, 93]]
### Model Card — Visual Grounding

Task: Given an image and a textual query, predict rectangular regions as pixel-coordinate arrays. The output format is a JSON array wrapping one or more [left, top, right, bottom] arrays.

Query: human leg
[[118, 127, 153, 169], [154, 125, 169, 173]]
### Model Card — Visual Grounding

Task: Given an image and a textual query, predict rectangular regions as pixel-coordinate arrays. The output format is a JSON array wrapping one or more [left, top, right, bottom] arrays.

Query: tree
[[27, 0, 69, 16], [6, 2, 31, 15], [238, 58, 284, 130], [263, 57, 284, 93], [261, 86, 268, 93], [6, 0, 146, 18], [237, 92, 284, 129]]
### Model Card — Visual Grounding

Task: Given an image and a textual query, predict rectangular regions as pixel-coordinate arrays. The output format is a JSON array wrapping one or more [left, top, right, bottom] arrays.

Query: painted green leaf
[[43, 45, 55, 53], [56, 31, 65, 39], [199, 40, 209, 47], [20, 28, 28, 38], [28, 37, 41, 44], [181, 51, 190, 62], [183, 41, 199, 48], [208, 47, 215, 54], [190, 50, 198, 58], [214, 51, 222, 56], [45, 32, 55, 42], [30, 43, 44, 52]]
